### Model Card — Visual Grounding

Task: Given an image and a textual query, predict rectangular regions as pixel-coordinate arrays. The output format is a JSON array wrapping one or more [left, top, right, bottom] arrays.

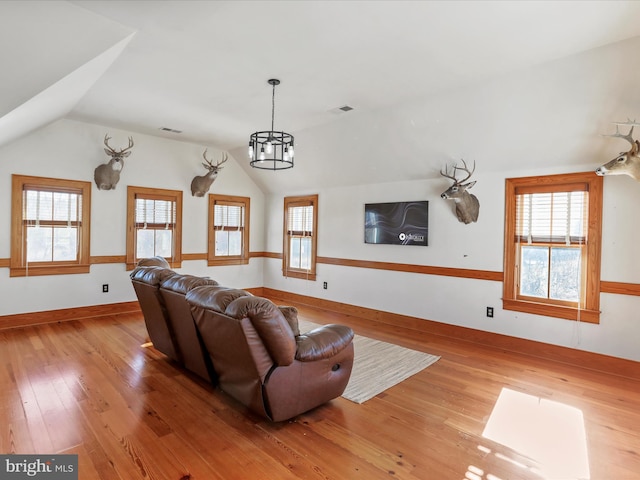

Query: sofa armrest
[[295, 324, 354, 362]]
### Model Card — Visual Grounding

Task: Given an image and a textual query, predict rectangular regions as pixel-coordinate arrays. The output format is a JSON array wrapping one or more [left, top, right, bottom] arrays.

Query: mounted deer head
[[440, 159, 480, 224], [94, 134, 134, 190], [190, 150, 228, 197], [596, 122, 640, 182]]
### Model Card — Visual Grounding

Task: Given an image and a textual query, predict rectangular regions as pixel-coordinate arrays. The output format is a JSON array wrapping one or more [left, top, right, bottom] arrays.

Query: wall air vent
[[159, 127, 182, 134]]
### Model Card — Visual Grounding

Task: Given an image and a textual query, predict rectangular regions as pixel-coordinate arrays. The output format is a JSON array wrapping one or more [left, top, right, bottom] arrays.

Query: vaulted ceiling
[[3, 0, 640, 192]]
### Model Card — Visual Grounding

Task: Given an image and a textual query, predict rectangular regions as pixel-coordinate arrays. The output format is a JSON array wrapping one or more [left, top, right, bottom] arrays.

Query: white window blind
[[515, 190, 587, 245], [214, 203, 244, 229], [213, 202, 244, 257], [23, 187, 82, 263], [134, 197, 176, 227], [24, 189, 81, 224], [287, 205, 314, 235], [134, 196, 176, 259], [286, 203, 314, 272]]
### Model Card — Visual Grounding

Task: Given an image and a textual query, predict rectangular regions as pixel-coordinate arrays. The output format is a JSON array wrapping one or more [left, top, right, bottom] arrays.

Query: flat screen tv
[[364, 201, 428, 246]]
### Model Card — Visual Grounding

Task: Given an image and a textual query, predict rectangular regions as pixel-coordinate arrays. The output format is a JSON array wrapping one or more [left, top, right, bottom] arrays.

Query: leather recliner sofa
[[130, 258, 355, 421], [130, 256, 218, 379], [186, 284, 354, 422], [130, 263, 181, 363], [159, 273, 219, 381]]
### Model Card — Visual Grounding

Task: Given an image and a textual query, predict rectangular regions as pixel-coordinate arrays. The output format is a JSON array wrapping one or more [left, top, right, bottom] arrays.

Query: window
[[503, 172, 602, 323], [126, 186, 182, 270], [208, 194, 250, 266], [10, 174, 91, 277], [283, 194, 318, 280]]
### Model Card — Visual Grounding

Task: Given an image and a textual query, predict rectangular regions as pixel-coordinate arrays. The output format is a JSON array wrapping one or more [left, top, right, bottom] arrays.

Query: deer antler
[[440, 159, 475, 184], [122, 136, 134, 153], [202, 150, 228, 169], [440, 165, 458, 182], [216, 153, 228, 168], [613, 118, 640, 126], [104, 134, 134, 155], [602, 125, 637, 151], [603, 125, 635, 145], [202, 149, 213, 166], [453, 159, 475, 184], [104, 134, 115, 154]]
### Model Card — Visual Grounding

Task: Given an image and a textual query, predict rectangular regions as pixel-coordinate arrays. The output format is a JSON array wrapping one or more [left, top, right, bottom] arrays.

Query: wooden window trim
[[283, 194, 318, 281], [503, 172, 602, 323], [207, 194, 250, 266], [126, 185, 182, 270], [10, 174, 91, 277]]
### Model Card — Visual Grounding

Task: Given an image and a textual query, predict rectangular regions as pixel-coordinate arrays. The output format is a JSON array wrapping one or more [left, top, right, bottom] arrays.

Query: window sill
[[283, 270, 317, 281], [502, 298, 599, 324], [207, 258, 250, 267], [10, 264, 91, 277]]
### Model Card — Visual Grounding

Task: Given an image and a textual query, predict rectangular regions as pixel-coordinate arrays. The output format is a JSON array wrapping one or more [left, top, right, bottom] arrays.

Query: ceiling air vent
[[159, 127, 182, 134], [329, 105, 355, 114]]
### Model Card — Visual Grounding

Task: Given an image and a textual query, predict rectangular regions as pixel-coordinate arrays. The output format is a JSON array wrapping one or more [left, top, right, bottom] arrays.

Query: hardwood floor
[[1, 302, 639, 480]]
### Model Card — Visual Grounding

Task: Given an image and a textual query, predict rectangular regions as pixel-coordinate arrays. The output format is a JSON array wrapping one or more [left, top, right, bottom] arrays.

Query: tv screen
[[364, 201, 428, 246]]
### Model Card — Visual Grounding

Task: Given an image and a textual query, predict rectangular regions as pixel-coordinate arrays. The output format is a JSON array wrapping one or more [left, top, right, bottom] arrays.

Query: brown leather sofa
[[186, 284, 354, 422], [130, 256, 217, 379], [159, 273, 218, 381], [130, 258, 355, 421], [130, 264, 181, 362]]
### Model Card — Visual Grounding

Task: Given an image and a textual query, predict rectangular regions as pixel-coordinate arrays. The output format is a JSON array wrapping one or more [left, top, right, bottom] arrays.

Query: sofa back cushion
[[130, 265, 175, 285], [160, 274, 218, 294], [225, 296, 297, 366], [159, 274, 219, 380], [136, 256, 171, 268], [187, 286, 269, 417], [130, 266, 179, 361]]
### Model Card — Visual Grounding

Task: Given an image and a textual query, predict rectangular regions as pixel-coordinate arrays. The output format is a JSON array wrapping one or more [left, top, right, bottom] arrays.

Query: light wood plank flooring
[[1, 303, 639, 480]]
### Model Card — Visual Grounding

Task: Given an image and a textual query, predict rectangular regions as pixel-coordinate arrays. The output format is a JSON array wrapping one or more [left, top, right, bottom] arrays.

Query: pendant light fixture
[[248, 79, 294, 170]]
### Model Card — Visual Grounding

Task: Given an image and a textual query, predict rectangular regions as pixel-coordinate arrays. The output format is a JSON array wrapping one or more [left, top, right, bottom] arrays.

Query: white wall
[[0, 118, 265, 316], [2, 35, 639, 364], [263, 171, 640, 362], [262, 37, 640, 362]]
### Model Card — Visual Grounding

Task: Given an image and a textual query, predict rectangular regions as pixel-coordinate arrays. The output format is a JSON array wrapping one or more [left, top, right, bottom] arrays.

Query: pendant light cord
[[271, 82, 276, 132]]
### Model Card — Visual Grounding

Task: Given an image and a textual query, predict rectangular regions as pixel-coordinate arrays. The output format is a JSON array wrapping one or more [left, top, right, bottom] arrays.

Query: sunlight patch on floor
[[482, 388, 590, 479], [465, 463, 505, 480]]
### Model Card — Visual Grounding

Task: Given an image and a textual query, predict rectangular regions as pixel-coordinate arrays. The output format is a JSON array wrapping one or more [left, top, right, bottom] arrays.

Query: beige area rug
[[298, 319, 440, 404]]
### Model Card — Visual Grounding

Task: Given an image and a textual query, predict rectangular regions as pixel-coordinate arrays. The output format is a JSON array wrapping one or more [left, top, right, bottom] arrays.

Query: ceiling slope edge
[[0, 33, 135, 149]]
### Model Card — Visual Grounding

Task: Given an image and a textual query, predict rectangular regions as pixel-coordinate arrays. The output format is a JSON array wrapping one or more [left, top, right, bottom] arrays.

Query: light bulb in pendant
[[258, 147, 266, 161], [265, 140, 273, 155]]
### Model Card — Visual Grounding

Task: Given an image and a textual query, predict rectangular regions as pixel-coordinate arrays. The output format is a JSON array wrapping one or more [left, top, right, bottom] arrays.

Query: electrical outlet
[[486, 306, 494, 318], [102, 284, 109, 293], [323, 282, 328, 290]]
